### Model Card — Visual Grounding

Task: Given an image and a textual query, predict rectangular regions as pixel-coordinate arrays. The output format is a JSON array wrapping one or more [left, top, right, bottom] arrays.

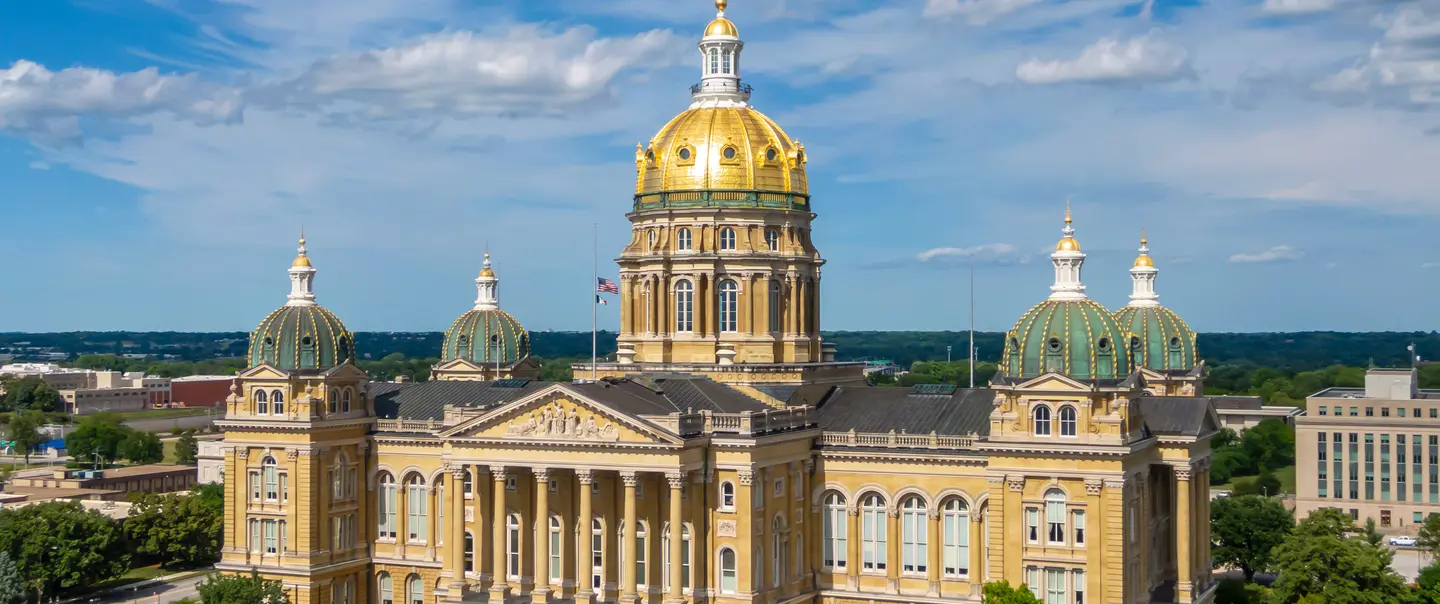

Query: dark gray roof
[[815, 386, 995, 436], [373, 379, 553, 420], [1135, 397, 1218, 437], [1209, 396, 1262, 411]]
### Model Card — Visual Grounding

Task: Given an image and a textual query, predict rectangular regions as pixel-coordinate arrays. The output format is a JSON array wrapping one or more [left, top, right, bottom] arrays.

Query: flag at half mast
[[597, 277, 619, 294]]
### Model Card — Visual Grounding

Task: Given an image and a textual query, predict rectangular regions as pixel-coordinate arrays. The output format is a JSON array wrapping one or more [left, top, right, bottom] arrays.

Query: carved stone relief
[[505, 401, 620, 442]]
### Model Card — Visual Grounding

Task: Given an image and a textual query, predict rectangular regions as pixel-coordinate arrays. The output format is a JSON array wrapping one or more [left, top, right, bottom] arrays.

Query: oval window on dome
[[1009, 337, 1019, 351], [1047, 338, 1062, 352], [678, 148, 692, 161], [302, 336, 313, 346], [766, 148, 778, 162], [1131, 336, 1142, 351], [1169, 337, 1182, 348], [1098, 337, 1110, 352], [723, 146, 737, 160], [458, 335, 469, 347], [264, 336, 274, 346], [646, 150, 656, 162]]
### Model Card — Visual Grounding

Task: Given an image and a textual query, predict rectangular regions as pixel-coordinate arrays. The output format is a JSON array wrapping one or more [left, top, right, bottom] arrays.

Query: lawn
[[162, 439, 178, 463], [1217, 465, 1297, 495], [114, 407, 212, 421]]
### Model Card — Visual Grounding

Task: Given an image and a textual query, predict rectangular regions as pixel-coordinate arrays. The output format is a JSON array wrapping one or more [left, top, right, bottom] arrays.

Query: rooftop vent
[[492, 379, 531, 389]]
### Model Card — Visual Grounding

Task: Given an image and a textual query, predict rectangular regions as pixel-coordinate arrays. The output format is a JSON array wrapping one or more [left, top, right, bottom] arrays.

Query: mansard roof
[[374, 376, 770, 422], [1133, 396, 1222, 438], [813, 385, 995, 437]]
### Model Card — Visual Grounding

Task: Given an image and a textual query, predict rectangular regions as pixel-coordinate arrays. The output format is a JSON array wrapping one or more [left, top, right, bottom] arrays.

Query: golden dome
[[1054, 200, 1080, 251], [292, 234, 312, 267], [705, 17, 738, 37], [479, 251, 495, 278], [1133, 234, 1154, 267], [636, 105, 808, 195]]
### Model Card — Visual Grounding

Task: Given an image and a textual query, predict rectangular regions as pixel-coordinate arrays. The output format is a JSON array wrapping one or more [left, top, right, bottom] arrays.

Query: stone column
[[1175, 466, 1193, 603], [697, 275, 709, 338], [927, 507, 941, 596], [885, 503, 900, 594], [474, 466, 490, 588], [397, 474, 409, 561], [1084, 479, 1103, 602], [620, 471, 640, 603], [969, 508, 986, 596], [491, 467, 511, 600], [533, 468, 552, 603], [449, 465, 468, 601], [285, 448, 300, 556], [846, 503, 860, 590], [620, 278, 633, 335], [577, 470, 595, 602], [666, 472, 685, 604], [786, 276, 799, 336], [1003, 475, 1024, 582]]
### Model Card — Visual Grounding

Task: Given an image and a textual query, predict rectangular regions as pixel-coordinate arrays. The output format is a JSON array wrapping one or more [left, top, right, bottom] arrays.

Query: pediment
[[439, 384, 682, 446], [325, 361, 369, 379], [238, 363, 288, 380], [433, 358, 485, 372], [1014, 372, 1091, 391]]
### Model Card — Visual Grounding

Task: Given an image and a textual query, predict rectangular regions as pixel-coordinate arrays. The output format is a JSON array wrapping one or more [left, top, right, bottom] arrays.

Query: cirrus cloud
[[1229, 245, 1306, 263], [922, 0, 1040, 25], [1015, 31, 1192, 85]]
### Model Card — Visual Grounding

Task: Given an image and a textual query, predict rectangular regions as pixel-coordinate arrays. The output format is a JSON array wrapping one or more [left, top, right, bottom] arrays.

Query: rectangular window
[[264, 519, 278, 554], [1319, 407, 1327, 416], [1382, 435, 1392, 501], [1046, 500, 1066, 544], [1366, 407, 1374, 417], [1383, 408, 1392, 417], [1401, 408, 1408, 417], [1026, 567, 1040, 598], [1074, 570, 1085, 604], [1366, 434, 1375, 500], [1046, 568, 1065, 604], [1026, 508, 1040, 544], [942, 508, 968, 577], [550, 526, 562, 583], [250, 519, 261, 552], [250, 472, 261, 501], [1418, 512, 1426, 524], [1432, 408, 1438, 419], [1072, 510, 1085, 547], [1350, 407, 1359, 417]]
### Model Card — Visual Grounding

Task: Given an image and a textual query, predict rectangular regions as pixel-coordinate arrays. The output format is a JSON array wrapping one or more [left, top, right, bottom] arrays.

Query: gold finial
[[716, 0, 728, 11], [1064, 197, 1072, 225], [1140, 228, 1148, 247]]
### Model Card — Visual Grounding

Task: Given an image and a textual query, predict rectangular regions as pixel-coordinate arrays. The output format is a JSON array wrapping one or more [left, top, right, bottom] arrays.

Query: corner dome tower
[[440, 252, 531, 366], [999, 206, 1130, 380], [634, 0, 809, 207], [1115, 234, 1197, 372], [247, 234, 356, 371]]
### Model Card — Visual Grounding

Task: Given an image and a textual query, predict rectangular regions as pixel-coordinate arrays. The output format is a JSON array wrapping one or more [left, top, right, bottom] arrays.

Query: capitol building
[[215, 2, 1220, 604]]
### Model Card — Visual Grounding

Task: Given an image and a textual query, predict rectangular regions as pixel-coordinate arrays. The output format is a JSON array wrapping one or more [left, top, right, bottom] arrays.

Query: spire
[[286, 231, 317, 307], [692, 0, 750, 107], [1128, 232, 1160, 307], [1049, 203, 1087, 300], [474, 251, 500, 311]]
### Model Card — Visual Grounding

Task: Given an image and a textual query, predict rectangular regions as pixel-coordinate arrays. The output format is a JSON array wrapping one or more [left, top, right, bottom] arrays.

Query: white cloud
[[923, 0, 1040, 25], [914, 243, 1030, 266], [1312, 4, 1440, 107], [1015, 31, 1191, 84], [1229, 245, 1305, 263], [1423, 262, 1440, 269], [1261, 0, 1337, 15], [0, 60, 242, 141], [269, 26, 685, 119]]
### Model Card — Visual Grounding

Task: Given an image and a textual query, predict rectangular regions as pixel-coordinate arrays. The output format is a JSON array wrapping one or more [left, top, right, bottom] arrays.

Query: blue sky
[[2, 0, 1439, 333]]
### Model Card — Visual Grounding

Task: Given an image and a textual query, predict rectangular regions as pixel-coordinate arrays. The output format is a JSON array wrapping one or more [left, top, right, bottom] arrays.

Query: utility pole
[[946, 346, 951, 363]]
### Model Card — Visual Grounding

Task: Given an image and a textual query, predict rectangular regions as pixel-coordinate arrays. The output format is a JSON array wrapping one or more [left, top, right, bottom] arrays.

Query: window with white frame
[[765, 228, 780, 251], [255, 390, 268, 414], [682, 525, 692, 589], [709, 48, 719, 74], [720, 227, 736, 250], [249, 519, 261, 552], [271, 390, 284, 415], [341, 389, 351, 413], [1026, 567, 1040, 597], [772, 516, 784, 587], [550, 516, 562, 584], [1072, 510, 1085, 547], [719, 280, 739, 333], [1059, 405, 1077, 437], [675, 280, 694, 333], [1074, 570, 1085, 604], [720, 481, 736, 510], [406, 575, 423, 604], [823, 492, 847, 569], [378, 573, 393, 604], [942, 498, 969, 577], [719, 547, 738, 594], [1025, 508, 1040, 543], [591, 519, 604, 590], [900, 496, 927, 574], [262, 457, 279, 501], [507, 513, 522, 579], [264, 518, 278, 554], [636, 521, 649, 588], [1034, 405, 1052, 436], [407, 475, 428, 543], [678, 228, 693, 251], [1045, 490, 1066, 545], [436, 480, 445, 545], [250, 470, 261, 501], [464, 532, 475, 573], [328, 390, 338, 414], [379, 473, 397, 539], [1046, 568, 1065, 604], [861, 494, 887, 572]]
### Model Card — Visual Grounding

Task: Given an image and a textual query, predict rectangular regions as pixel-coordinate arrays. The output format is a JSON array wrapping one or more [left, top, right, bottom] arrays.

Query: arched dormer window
[[341, 389, 352, 413], [1033, 405, 1052, 436], [1096, 336, 1114, 379], [1168, 336, 1184, 369], [300, 335, 316, 368], [271, 390, 285, 416], [1008, 336, 1021, 373], [1059, 406, 1078, 437], [328, 390, 338, 414], [719, 228, 736, 251], [1044, 489, 1067, 544], [822, 492, 847, 570], [941, 498, 969, 577], [255, 390, 268, 415], [678, 228, 693, 251], [675, 280, 694, 333], [261, 456, 279, 501], [337, 336, 350, 363]]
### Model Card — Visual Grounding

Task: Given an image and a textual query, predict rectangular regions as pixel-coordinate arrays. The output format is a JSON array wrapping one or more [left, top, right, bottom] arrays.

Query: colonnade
[[619, 272, 818, 339]]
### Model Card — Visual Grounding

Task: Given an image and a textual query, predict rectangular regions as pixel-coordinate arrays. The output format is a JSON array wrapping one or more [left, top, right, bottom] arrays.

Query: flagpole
[[592, 222, 598, 382], [968, 253, 975, 389]]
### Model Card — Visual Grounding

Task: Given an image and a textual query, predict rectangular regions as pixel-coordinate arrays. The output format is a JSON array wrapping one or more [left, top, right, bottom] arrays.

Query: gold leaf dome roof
[[705, 17, 738, 37], [636, 105, 808, 196], [1133, 234, 1154, 267]]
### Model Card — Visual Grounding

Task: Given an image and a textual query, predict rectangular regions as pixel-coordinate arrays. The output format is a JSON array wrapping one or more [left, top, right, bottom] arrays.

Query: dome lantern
[[475, 251, 499, 310], [1049, 200, 1087, 301], [694, 0, 750, 107], [287, 232, 317, 307], [1128, 232, 1159, 307]]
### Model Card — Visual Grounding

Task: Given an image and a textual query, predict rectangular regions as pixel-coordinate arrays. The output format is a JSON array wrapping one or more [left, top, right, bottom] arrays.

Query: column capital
[[1103, 478, 1126, 491], [666, 471, 685, 489], [284, 447, 299, 461], [738, 469, 754, 486], [804, 458, 815, 473], [1084, 479, 1104, 496], [1173, 466, 1193, 482], [620, 470, 639, 486], [450, 464, 469, 480], [492, 466, 508, 479], [533, 467, 551, 482], [1005, 475, 1025, 492], [577, 469, 595, 485], [236, 448, 250, 460]]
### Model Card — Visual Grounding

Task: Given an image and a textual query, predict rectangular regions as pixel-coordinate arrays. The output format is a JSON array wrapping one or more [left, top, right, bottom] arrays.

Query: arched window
[[378, 572, 393, 604], [682, 524, 693, 589], [379, 473, 397, 539], [861, 494, 887, 572], [255, 389, 268, 414], [341, 389, 352, 413], [718, 547, 738, 594], [768, 280, 783, 333], [772, 516, 786, 587], [901, 496, 927, 574], [507, 513, 522, 579], [406, 575, 422, 604], [719, 280, 739, 333], [942, 498, 969, 577], [822, 492, 847, 569], [709, 48, 719, 74], [262, 457, 278, 501], [328, 390, 338, 414], [765, 228, 780, 251], [464, 531, 475, 573], [675, 280, 694, 333], [549, 516, 562, 584], [271, 390, 285, 415], [649, 230, 657, 247], [636, 521, 649, 588], [719, 227, 736, 250], [435, 477, 445, 545], [720, 481, 736, 510], [591, 518, 604, 590], [1059, 406, 1078, 437], [1045, 490, 1066, 544], [1034, 405, 1052, 436], [678, 228, 693, 251], [753, 546, 762, 591], [406, 475, 427, 543]]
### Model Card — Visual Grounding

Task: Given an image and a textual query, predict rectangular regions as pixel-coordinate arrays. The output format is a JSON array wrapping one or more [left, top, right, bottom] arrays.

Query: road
[[82, 572, 210, 604], [1394, 547, 1429, 583]]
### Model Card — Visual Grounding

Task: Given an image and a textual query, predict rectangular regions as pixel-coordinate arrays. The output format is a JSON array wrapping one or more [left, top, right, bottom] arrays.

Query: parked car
[[1389, 536, 1417, 547]]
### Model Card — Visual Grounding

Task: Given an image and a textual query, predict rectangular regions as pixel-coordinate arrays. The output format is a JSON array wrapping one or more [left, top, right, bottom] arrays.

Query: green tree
[[1241, 419, 1295, 471], [0, 376, 61, 413], [0, 501, 129, 600], [981, 581, 1042, 604], [197, 571, 291, 604], [1267, 509, 1408, 604], [1361, 517, 1383, 547], [175, 432, 199, 465], [1418, 562, 1440, 604], [1420, 513, 1440, 558], [65, 413, 130, 466], [119, 431, 163, 465], [124, 487, 224, 567], [0, 552, 23, 604], [5, 411, 45, 466], [1212, 578, 1268, 604], [1233, 471, 1282, 497], [1211, 494, 1293, 581]]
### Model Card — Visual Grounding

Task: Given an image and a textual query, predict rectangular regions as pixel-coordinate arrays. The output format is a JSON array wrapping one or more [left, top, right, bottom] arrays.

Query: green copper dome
[[999, 299, 1131, 380], [1115, 305, 1197, 372], [441, 309, 530, 366], [248, 305, 356, 371]]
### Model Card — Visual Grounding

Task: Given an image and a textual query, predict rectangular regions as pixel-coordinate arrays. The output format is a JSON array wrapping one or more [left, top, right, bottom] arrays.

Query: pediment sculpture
[[505, 402, 621, 442]]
